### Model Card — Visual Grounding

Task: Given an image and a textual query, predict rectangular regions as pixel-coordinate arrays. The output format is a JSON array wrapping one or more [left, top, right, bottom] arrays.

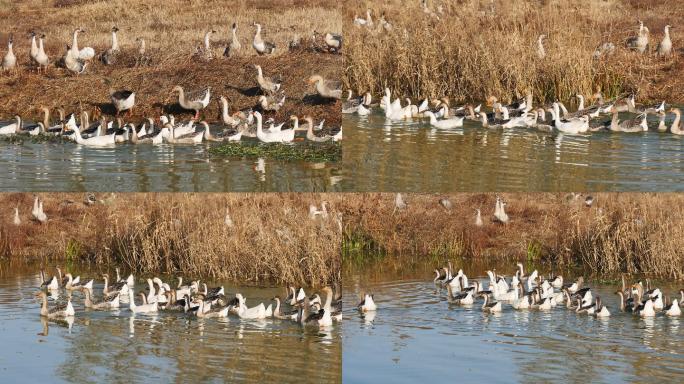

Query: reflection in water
[[0, 138, 340, 192], [0, 269, 340, 383], [342, 112, 684, 191], [343, 269, 684, 383]]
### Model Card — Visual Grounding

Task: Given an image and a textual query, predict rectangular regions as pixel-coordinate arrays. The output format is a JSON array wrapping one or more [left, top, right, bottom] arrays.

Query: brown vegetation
[[341, 193, 684, 280], [0, 193, 341, 286], [344, 0, 684, 105], [0, 0, 342, 125]]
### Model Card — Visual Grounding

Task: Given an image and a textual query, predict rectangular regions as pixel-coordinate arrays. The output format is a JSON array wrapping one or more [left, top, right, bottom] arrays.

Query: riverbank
[[344, 0, 684, 105], [0, 193, 341, 286], [0, 0, 341, 126], [341, 193, 684, 280]]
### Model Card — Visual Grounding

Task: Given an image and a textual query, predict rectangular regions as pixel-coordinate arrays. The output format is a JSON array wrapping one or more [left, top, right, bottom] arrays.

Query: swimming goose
[[0, 116, 21, 135], [669, 108, 683, 135], [550, 103, 588, 134], [128, 289, 158, 313], [164, 122, 201, 143], [196, 298, 229, 318], [171, 86, 211, 120], [656, 111, 666, 131], [637, 297, 656, 317], [37, 291, 74, 318], [100, 26, 120, 65], [424, 110, 464, 129], [252, 23, 276, 55], [110, 89, 135, 117], [2, 37, 16, 73], [70, 28, 95, 61], [664, 297, 681, 317], [481, 294, 502, 313], [235, 293, 267, 319], [272, 297, 298, 320], [575, 297, 596, 314], [200, 121, 241, 142], [253, 111, 294, 143], [40, 268, 60, 290], [254, 64, 281, 94], [63, 273, 83, 290], [592, 296, 611, 317], [301, 116, 332, 142], [286, 286, 307, 306], [72, 122, 115, 147], [102, 273, 129, 298], [609, 107, 648, 132], [357, 293, 377, 312], [657, 25, 672, 57], [342, 91, 365, 114], [308, 75, 342, 100], [446, 283, 475, 305], [83, 288, 119, 310], [224, 22, 241, 57]]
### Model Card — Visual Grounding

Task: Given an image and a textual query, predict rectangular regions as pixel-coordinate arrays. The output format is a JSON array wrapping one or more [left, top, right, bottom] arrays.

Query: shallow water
[[343, 266, 684, 383], [341, 110, 684, 192], [0, 267, 341, 383], [0, 125, 341, 192]]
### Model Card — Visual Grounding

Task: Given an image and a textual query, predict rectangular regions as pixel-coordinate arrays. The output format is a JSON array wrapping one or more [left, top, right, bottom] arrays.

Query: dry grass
[[0, 193, 341, 286], [0, 0, 342, 125], [341, 193, 684, 280], [344, 0, 684, 105]]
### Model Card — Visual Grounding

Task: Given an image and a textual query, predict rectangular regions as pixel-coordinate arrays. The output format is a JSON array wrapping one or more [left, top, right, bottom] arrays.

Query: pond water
[[341, 111, 684, 192], [0, 126, 341, 192], [0, 266, 341, 383], [343, 265, 684, 383]]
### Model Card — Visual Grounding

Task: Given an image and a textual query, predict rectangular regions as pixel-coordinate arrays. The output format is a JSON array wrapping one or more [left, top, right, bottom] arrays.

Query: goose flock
[[1, 21, 343, 146], [344, 87, 684, 136], [36, 266, 342, 328], [359, 261, 683, 320]]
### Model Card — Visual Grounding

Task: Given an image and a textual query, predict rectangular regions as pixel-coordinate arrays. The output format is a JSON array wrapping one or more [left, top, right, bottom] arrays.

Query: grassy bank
[[344, 0, 684, 105], [0, 0, 341, 126], [341, 193, 684, 280], [0, 193, 341, 286]]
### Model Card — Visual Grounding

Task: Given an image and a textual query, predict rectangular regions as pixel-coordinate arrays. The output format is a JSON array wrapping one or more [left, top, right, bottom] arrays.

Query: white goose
[[70, 28, 95, 61], [424, 110, 463, 129], [235, 293, 267, 319], [253, 111, 294, 143], [72, 124, 116, 147], [551, 102, 588, 134], [128, 289, 158, 313], [0, 116, 21, 135]]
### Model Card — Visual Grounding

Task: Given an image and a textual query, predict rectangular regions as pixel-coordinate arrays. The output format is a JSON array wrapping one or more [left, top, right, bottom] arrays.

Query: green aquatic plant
[[209, 142, 341, 162]]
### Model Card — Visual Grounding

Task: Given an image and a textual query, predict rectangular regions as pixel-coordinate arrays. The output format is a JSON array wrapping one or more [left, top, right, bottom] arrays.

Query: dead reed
[[344, 0, 684, 105], [0, 193, 341, 286], [341, 193, 684, 280]]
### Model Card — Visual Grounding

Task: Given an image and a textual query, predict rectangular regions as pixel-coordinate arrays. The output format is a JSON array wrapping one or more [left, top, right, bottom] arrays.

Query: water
[[0, 129, 341, 192], [341, 111, 684, 192], [0, 267, 341, 383], [343, 266, 684, 383]]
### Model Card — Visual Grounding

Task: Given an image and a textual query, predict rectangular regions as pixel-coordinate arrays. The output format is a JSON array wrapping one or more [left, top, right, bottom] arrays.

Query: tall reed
[[0, 193, 341, 286], [344, 0, 683, 105], [340, 193, 684, 279]]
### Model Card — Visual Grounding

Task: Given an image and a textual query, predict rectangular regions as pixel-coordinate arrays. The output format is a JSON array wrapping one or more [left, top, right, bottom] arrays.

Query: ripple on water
[[342, 111, 684, 192], [0, 270, 341, 383], [343, 276, 684, 383]]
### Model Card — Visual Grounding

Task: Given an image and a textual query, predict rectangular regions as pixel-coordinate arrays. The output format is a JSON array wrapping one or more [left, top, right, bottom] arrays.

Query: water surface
[[343, 265, 684, 383], [0, 267, 341, 383], [0, 126, 341, 192], [341, 111, 684, 191]]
